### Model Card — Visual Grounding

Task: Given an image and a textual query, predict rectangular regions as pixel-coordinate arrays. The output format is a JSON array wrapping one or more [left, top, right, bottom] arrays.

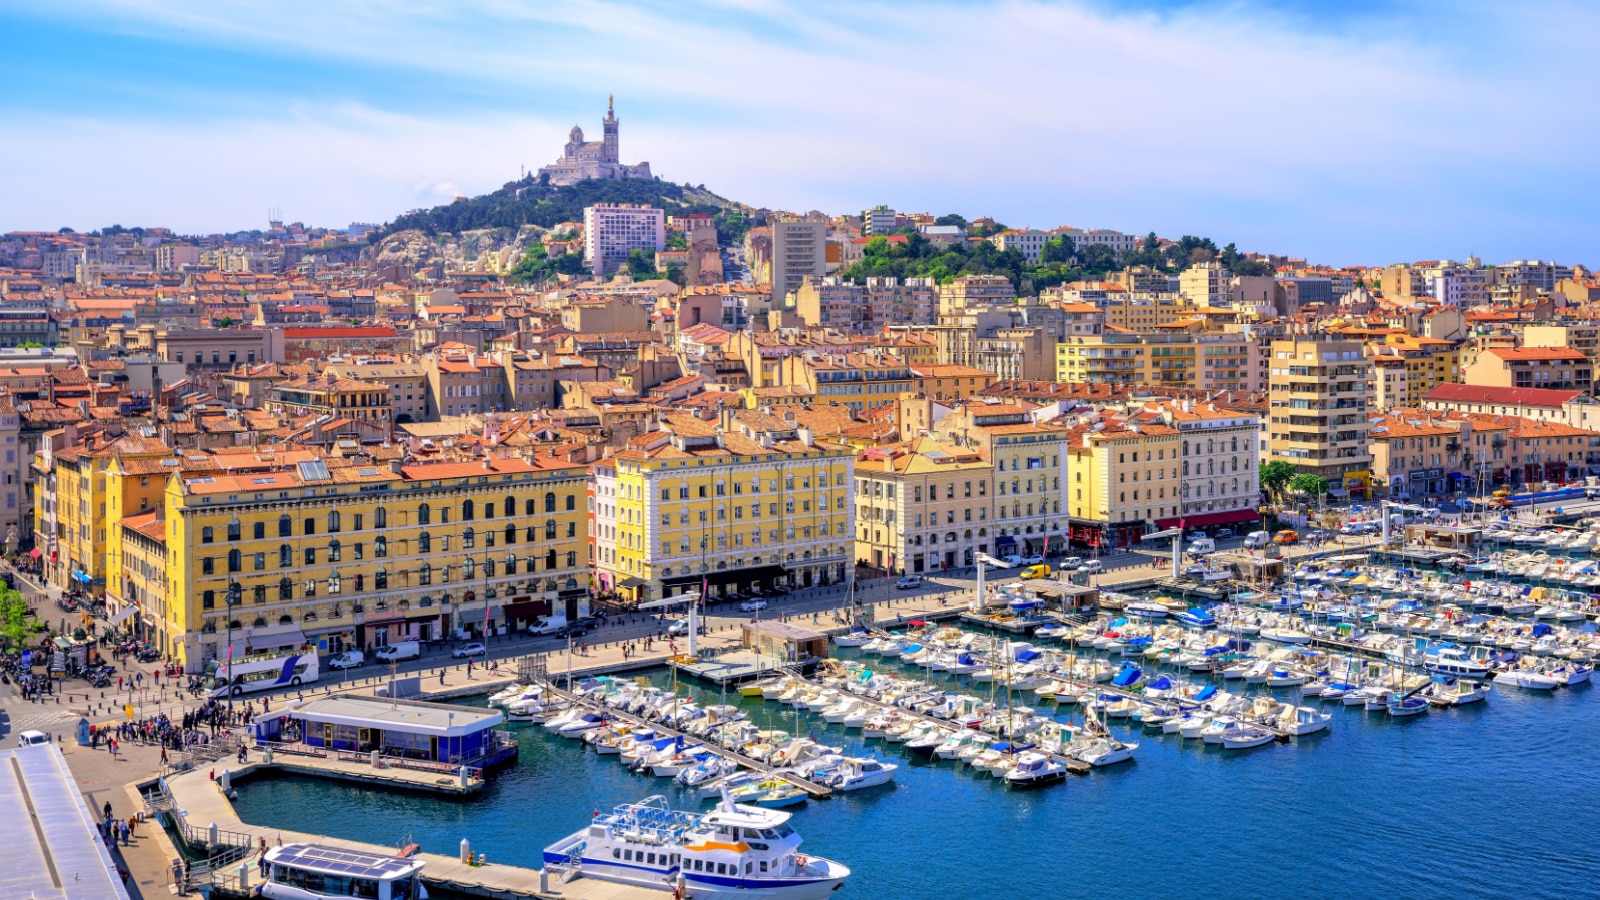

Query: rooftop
[[288, 695, 503, 736]]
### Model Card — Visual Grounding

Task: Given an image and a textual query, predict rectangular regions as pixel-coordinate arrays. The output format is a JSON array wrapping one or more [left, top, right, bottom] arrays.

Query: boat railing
[[261, 739, 328, 759]]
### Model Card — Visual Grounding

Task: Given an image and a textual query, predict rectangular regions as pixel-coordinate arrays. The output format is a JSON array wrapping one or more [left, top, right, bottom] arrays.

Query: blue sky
[[2, 0, 1597, 265]]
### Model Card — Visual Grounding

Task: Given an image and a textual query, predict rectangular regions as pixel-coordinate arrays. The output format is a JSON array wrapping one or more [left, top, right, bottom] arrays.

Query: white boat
[[1220, 725, 1276, 750], [1071, 736, 1138, 766], [261, 843, 427, 900], [826, 757, 898, 791], [1426, 647, 1492, 680], [1425, 677, 1490, 706], [543, 793, 850, 899], [1278, 706, 1331, 736], [1259, 627, 1311, 645], [1003, 751, 1067, 787], [1493, 669, 1560, 691], [833, 629, 872, 647]]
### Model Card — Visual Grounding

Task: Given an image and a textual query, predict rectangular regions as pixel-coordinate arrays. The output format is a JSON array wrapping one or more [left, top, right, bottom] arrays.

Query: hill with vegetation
[[840, 223, 1272, 293], [370, 176, 754, 246]]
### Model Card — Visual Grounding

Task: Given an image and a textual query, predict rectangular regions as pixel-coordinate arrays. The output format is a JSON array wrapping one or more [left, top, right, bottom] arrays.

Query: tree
[[625, 248, 658, 276], [0, 587, 29, 649], [1039, 235, 1075, 265], [1259, 460, 1296, 500], [1290, 473, 1330, 498], [934, 213, 969, 229]]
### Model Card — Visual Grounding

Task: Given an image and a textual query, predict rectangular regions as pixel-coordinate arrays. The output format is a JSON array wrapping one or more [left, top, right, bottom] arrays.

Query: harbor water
[[233, 651, 1600, 899]]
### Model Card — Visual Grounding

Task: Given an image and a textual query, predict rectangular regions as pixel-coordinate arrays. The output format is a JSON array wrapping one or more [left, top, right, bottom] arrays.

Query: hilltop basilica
[[536, 97, 653, 186]]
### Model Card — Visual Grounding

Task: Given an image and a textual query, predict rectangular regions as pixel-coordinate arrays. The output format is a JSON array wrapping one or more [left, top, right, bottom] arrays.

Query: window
[[253, 552, 266, 571], [202, 557, 214, 575], [278, 577, 293, 601], [420, 563, 432, 586], [418, 503, 431, 525], [327, 511, 340, 533], [304, 547, 316, 565], [278, 514, 291, 537], [544, 492, 556, 512], [374, 506, 387, 528], [375, 567, 388, 590], [464, 527, 476, 549], [567, 522, 577, 538], [462, 499, 474, 521], [279, 544, 291, 567], [566, 495, 576, 511], [504, 523, 516, 544], [419, 531, 431, 553], [303, 518, 315, 536], [328, 540, 342, 562], [374, 535, 387, 557], [202, 589, 213, 608], [201, 526, 214, 544], [227, 549, 241, 573], [525, 498, 536, 515], [252, 521, 264, 540]]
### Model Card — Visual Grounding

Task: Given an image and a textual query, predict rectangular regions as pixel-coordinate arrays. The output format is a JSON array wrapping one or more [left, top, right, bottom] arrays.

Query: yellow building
[[853, 436, 993, 575], [33, 435, 171, 595], [909, 364, 999, 403], [162, 455, 588, 671], [781, 353, 917, 411], [1065, 415, 1182, 549], [1105, 297, 1188, 333], [1367, 334, 1461, 408], [598, 409, 855, 604], [1055, 332, 1149, 385]]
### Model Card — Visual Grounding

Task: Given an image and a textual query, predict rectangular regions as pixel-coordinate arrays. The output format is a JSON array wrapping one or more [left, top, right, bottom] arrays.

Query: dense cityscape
[[5, 42, 1600, 900]]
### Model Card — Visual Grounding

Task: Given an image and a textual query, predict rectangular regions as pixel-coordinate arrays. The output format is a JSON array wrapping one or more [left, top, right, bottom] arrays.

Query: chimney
[[481, 456, 494, 470], [797, 426, 814, 448], [389, 458, 403, 475]]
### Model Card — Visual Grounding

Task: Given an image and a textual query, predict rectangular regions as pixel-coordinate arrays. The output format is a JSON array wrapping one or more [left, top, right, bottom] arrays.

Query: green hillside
[[372, 176, 753, 244]]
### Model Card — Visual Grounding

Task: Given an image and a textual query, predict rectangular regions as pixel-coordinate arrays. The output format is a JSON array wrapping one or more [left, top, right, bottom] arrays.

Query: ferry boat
[[543, 793, 850, 898], [261, 843, 426, 900]]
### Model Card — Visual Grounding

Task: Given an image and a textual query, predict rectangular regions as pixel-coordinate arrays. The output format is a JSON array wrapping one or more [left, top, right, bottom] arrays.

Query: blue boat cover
[[1015, 649, 1043, 662], [1146, 676, 1173, 691], [1193, 684, 1217, 702], [957, 653, 975, 666], [1112, 666, 1143, 687], [1531, 623, 1553, 637]]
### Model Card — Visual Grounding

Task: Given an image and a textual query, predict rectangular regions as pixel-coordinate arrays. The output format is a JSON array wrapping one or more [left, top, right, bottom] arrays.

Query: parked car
[[1586, 487, 1600, 500], [327, 650, 365, 670], [17, 730, 50, 747], [452, 642, 487, 659], [1215, 527, 1236, 538], [1020, 564, 1052, 580], [1079, 560, 1104, 575], [667, 618, 706, 637], [998, 555, 1025, 568], [1305, 530, 1331, 542], [1059, 556, 1083, 571], [739, 599, 768, 612], [895, 575, 924, 590], [374, 641, 420, 663], [1243, 530, 1272, 549], [1021, 554, 1044, 566], [527, 615, 569, 636], [552, 623, 590, 639], [575, 616, 602, 630]]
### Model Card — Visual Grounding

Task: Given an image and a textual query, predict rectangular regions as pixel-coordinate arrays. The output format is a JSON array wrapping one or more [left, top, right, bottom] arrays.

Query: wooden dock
[[537, 680, 835, 798]]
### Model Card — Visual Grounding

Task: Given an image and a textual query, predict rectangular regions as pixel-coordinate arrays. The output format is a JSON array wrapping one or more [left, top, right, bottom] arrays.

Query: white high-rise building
[[583, 203, 665, 276]]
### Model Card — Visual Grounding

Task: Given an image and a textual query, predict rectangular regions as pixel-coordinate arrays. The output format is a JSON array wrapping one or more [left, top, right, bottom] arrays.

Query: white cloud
[[7, 1, 1600, 261]]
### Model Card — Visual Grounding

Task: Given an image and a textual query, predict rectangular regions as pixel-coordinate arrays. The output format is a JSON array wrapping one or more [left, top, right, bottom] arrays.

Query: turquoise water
[[233, 653, 1600, 899]]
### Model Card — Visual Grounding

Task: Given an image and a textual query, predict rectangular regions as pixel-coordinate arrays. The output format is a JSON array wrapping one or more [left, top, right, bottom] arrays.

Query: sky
[[2, 0, 1597, 265]]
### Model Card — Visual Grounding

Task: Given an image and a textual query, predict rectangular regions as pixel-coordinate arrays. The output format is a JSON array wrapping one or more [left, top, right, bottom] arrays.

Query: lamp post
[[225, 580, 241, 713]]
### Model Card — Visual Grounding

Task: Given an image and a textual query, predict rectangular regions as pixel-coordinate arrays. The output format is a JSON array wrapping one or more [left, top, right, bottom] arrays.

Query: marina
[[182, 524, 1600, 899]]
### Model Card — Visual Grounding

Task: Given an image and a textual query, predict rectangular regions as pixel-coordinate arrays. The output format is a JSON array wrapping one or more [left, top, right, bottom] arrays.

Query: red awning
[[1158, 509, 1260, 529], [28, 548, 41, 558]]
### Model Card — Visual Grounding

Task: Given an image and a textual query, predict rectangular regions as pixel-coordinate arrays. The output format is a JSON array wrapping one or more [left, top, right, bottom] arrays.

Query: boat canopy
[[957, 653, 975, 666], [1192, 684, 1217, 702], [1146, 676, 1173, 691], [1015, 649, 1043, 663]]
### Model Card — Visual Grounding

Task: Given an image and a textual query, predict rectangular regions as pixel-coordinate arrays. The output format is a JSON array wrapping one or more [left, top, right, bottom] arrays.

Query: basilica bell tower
[[602, 95, 619, 164]]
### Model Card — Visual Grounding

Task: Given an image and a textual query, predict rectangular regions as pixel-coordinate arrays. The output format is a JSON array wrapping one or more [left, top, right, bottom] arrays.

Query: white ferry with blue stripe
[[543, 792, 849, 898]]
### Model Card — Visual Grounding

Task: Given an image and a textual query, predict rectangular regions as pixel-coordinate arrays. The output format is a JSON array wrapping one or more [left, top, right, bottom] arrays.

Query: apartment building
[[1179, 262, 1230, 306], [1267, 338, 1375, 497], [1065, 415, 1182, 550], [853, 436, 992, 575], [323, 361, 431, 423], [1365, 336, 1461, 409], [770, 215, 828, 300], [1495, 260, 1573, 292], [601, 409, 855, 605], [941, 402, 1068, 559], [1464, 347, 1593, 393], [583, 203, 666, 276], [162, 456, 589, 670]]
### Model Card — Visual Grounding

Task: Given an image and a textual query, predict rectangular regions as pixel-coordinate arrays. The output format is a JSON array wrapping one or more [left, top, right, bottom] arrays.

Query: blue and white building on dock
[[257, 695, 518, 769]]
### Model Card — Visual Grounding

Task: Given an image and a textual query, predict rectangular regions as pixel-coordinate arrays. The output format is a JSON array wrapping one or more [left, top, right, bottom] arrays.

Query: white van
[[1243, 530, 1271, 550], [327, 650, 365, 670], [527, 615, 569, 636], [373, 641, 420, 663], [1187, 537, 1216, 556], [17, 730, 49, 747]]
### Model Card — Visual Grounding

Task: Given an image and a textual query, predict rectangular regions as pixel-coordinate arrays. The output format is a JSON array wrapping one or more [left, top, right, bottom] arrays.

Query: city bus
[[209, 648, 320, 698]]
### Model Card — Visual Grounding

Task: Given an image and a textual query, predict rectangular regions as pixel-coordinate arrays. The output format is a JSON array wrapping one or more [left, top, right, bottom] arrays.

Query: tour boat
[[261, 843, 427, 900], [544, 793, 849, 899]]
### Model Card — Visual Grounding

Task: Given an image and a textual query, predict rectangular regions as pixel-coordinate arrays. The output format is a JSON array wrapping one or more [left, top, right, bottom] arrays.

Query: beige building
[[853, 436, 993, 575], [1464, 347, 1593, 393], [1267, 338, 1375, 496], [1065, 414, 1182, 549], [1179, 262, 1230, 306], [770, 215, 829, 300], [941, 402, 1068, 559], [324, 361, 431, 423]]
